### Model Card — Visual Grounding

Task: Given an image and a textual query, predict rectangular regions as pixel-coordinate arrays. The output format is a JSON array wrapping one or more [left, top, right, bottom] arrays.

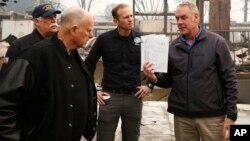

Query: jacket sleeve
[[154, 72, 173, 88], [5, 40, 21, 62], [0, 59, 31, 141], [85, 37, 102, 77], [216, 39, 238, 121]]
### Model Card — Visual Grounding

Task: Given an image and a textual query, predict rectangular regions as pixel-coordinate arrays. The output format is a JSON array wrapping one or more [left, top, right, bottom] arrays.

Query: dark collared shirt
[[66, 50, 89, 140], [85, 29, 141, 89]]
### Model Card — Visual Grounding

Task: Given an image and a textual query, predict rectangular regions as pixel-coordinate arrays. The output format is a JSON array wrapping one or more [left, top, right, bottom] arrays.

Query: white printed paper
[[141, 34, 169, 73]]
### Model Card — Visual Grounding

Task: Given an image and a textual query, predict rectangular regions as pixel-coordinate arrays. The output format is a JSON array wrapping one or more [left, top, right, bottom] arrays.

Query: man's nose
[[50, 14, 57, 22], [52, 17, 57, 23], [129, 16, 133, 21], [177, 19, 183, 24], [89, 32, 94, 38]]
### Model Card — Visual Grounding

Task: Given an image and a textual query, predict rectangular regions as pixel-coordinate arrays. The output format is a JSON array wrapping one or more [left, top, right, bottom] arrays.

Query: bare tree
[[76, 0, 97, 11], [104, 3, 116, 21], [135, 0, 164, 20]]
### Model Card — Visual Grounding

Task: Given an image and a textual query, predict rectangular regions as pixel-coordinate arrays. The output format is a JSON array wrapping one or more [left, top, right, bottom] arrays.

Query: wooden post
[[209, 0, 230, 41], [197, 0, 205, 26]]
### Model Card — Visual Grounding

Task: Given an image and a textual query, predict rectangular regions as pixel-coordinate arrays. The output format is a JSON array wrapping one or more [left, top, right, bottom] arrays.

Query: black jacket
[[156, 29, 238, 120], [5, 29, 44, 62], [0, 34, 97, 141]]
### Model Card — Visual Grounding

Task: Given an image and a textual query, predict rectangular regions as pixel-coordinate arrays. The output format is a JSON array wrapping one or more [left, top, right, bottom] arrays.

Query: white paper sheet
[[141, 34, 169, 73]]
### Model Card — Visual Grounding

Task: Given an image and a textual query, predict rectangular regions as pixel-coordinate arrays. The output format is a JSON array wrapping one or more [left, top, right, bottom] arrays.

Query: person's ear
[[193, 14, 199, 23], [113, 18, 118, 25], [70, 25, 78, 34], [33, 18, 40, 26]]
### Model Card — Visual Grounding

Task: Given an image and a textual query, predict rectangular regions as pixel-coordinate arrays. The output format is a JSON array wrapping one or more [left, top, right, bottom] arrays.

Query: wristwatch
[[146, 81, 154, 90]]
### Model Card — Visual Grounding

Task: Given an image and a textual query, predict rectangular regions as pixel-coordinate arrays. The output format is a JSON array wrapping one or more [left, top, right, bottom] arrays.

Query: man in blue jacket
[[143, 1, 238, 141]]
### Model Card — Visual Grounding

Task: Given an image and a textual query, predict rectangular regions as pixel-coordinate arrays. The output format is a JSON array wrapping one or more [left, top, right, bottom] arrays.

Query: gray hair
[[177, 1, 199, 15], [60, 7, 86, 27]]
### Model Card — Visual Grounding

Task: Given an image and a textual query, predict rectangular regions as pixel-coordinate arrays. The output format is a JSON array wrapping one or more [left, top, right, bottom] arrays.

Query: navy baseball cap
[[32, 3, 61, 18]]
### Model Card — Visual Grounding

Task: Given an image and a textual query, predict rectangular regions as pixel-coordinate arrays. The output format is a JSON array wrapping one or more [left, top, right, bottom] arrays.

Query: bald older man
[[0, 7, 96, 141]]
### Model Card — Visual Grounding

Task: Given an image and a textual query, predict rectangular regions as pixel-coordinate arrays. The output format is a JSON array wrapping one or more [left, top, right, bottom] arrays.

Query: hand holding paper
[[141, 34, 169, 73]]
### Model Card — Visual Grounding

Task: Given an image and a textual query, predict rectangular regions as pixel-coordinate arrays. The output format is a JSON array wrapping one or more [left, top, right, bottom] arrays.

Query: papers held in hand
[[141, 34, 169, 73]]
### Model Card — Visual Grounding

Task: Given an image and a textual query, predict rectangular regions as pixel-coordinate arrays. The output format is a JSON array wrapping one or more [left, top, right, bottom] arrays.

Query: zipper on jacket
[[186, 48, 195, 115], [186, 51, 192, 114]]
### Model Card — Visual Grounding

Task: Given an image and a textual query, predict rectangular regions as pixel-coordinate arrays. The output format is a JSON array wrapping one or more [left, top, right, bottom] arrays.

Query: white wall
[[1, 20, 34, 39]]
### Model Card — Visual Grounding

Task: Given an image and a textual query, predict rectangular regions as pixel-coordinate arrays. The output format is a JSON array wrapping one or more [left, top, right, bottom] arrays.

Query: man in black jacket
[[143, 2, 238, 141], [4, 3, 61, 63], [0, 7, 96, 141]]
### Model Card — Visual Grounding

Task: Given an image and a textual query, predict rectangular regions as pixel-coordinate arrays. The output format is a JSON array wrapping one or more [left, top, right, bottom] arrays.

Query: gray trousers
[[97, 92, 143, 141]]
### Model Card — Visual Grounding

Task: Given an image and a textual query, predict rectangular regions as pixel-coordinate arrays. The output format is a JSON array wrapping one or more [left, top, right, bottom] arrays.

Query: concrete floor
[[82, 101, 250, 141]]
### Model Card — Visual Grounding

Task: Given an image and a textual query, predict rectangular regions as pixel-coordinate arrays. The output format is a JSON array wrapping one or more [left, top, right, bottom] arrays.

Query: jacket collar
[[175, 28, 207, 52], [50, 33, 94, 80], [33, 28, 45, 40], [50, 32, 70, 55], [180, 27, 203, 48]]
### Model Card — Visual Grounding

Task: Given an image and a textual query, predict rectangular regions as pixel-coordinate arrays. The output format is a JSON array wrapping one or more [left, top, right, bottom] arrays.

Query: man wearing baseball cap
[[4, 3, 61, 64]]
